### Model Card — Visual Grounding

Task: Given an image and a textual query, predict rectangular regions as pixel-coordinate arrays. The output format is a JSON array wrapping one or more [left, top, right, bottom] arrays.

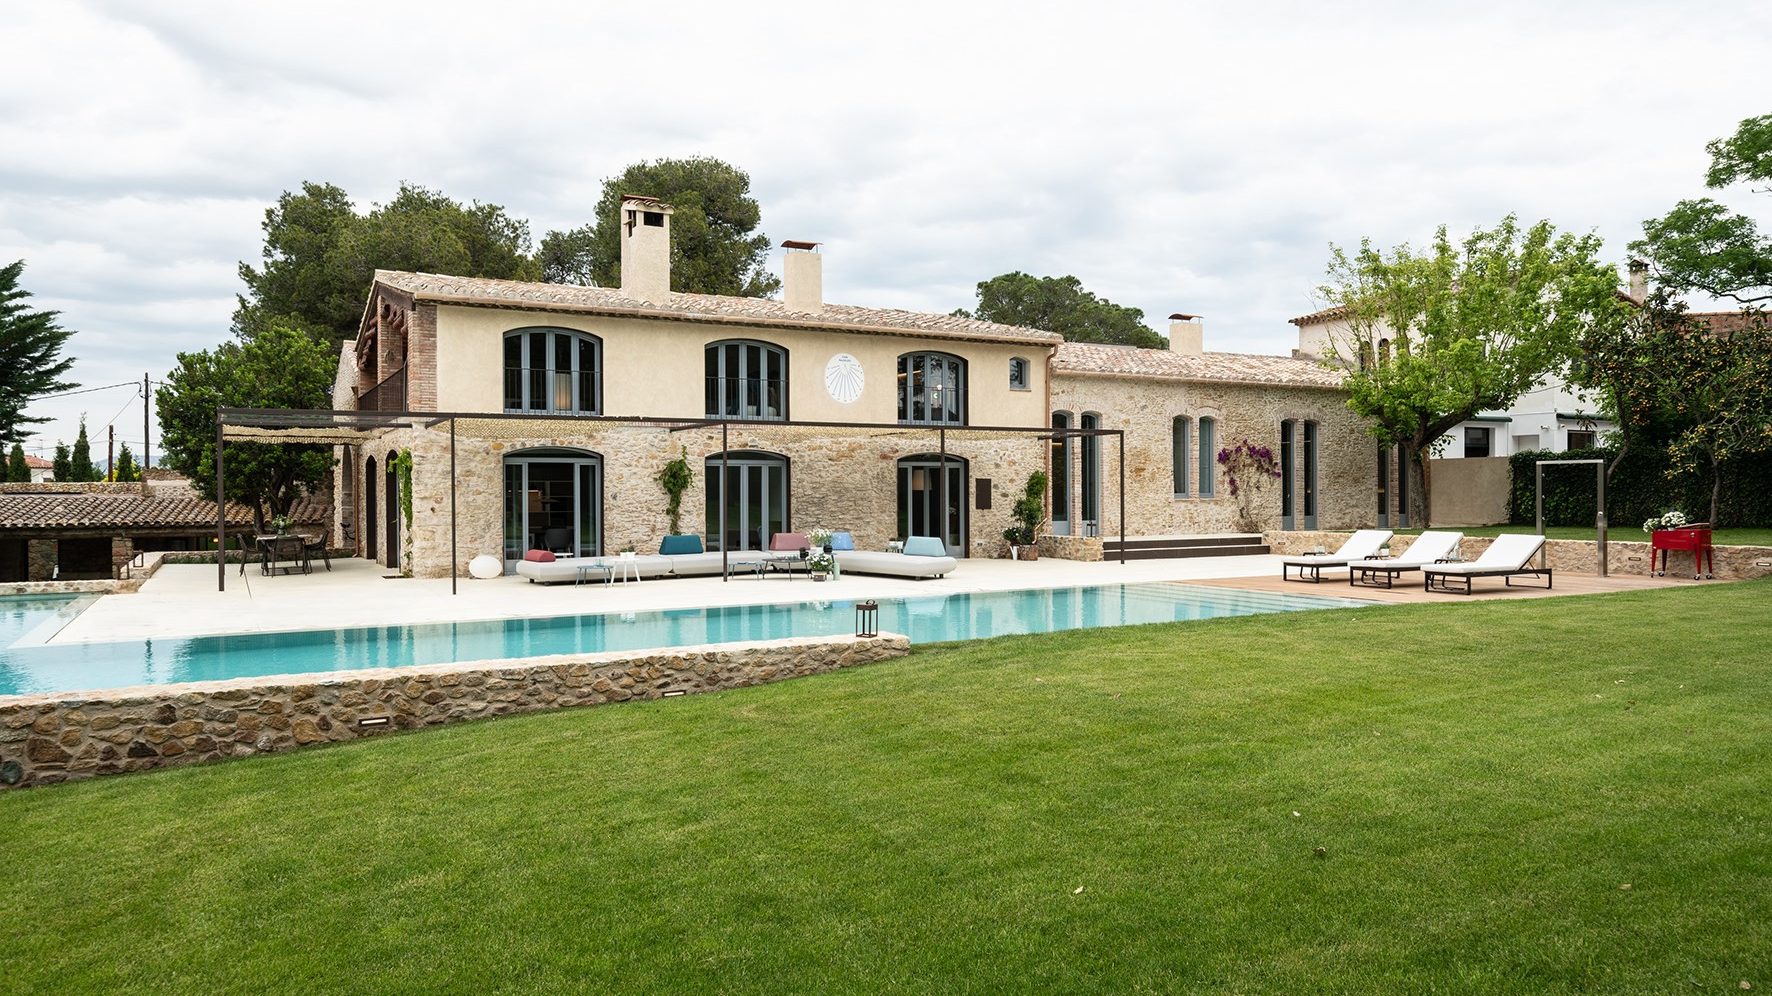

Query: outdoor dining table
[[254, 534, 312, 576]]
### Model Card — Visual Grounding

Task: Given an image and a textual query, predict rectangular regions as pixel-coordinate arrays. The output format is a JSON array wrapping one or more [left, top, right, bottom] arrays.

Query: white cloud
[[2, 0, 1769, 454]]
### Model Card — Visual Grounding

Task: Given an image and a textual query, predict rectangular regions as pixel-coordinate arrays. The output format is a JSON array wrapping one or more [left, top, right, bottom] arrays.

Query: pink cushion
[[523, 549, 555, 563], [768, 532, 810, 552]]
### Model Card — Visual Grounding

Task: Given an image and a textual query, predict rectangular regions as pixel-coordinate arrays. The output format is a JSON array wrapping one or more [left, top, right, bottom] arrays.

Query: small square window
[[1567, 430, 1596, 450], [1463, 426, 1492, 458], [643, 211, 665, 227], [1009, 357, 1030, 391]]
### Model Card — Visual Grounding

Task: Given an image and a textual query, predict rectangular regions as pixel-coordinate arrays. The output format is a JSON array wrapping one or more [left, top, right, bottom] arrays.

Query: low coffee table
[[574, 561, 614, 586]]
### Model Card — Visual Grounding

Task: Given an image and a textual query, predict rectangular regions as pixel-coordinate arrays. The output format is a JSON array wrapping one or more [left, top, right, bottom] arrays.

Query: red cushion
[[523, 549, 555, 563]]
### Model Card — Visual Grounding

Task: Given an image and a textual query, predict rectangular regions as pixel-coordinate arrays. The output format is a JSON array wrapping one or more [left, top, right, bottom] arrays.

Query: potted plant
[[808, 549, 835, 580], [1008, 471, 1048, 561], [270, 514, 292, 536], [1642, 510, 1690, 534]]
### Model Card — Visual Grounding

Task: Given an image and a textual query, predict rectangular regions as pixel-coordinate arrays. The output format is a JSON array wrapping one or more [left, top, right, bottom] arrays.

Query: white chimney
[[1628, 258, 1648, 305], [1167, 313, 1203, 355], [782, 241, 823, 313], [619, 194, 673, 303]]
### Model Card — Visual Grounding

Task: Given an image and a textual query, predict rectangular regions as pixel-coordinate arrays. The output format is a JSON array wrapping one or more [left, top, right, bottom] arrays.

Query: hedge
[[1508, 446, 1772, 528]]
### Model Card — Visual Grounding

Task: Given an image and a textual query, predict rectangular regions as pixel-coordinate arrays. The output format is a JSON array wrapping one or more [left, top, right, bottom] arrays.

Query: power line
[[32, 380, 140, 401]]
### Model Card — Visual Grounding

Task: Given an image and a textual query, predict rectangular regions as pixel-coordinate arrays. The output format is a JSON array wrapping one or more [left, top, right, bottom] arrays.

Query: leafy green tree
[[51, 442, 70, 482], [236, 181, 542, 342], [1633, 114, 1772, 306], [111, 443, 140, 483], [956, 272, 1165, 348], [1317, 215, 1625, 523], [5, 442, 28, 482], [562, 157, 779, 296], [1657, 309, 1772, 524], [0, 260, 77, 446], [70, 417, 100, 481], [157, 321, 336, 529]]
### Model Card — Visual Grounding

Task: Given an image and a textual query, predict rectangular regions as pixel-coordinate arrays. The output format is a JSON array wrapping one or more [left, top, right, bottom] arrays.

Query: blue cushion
[[902, 536, 947, 558], [830, 531, 855, 551], [659, 535, 703, 555]]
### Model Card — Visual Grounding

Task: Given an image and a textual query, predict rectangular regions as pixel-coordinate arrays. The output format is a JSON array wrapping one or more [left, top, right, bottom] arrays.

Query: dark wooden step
[[1102, 534, 1264, 552], [1107, 543, 1271, 560]]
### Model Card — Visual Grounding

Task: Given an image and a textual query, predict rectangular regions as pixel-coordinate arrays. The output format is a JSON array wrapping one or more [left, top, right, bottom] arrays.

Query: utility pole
[[141, 373, 151, 470], [107, 424, 114, 482]]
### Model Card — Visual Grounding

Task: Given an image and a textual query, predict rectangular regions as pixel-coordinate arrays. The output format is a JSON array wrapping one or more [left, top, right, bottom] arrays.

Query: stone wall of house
[[369, 420, 1048, 578], [1265, 529, 1772, 581], [0, 633, 909, 790], [1048, 374, 1372, 537], [1037, 533, 1104, 561]]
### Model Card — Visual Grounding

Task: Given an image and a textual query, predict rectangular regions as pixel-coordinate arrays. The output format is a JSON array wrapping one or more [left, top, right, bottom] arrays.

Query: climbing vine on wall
[[395, 449, 413, 527]]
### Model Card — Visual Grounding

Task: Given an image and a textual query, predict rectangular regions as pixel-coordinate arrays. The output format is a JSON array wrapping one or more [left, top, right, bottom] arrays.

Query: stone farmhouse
[[329, 195, 1380, 577]]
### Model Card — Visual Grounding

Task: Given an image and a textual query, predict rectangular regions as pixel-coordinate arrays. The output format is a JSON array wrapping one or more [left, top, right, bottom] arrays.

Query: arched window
[[503, 328, 601, 414], [898, 352, 967, 425], [706, 340, 787, 419], [1171, 416, 1190, 497], [1377, 338, 1392, 367], [705, 450, 790, 552], [1302, 420, 1318, 529], [1009, 357, 1031, 391], [503, 448, 603, 565], [1280, 419, 1296, 529], [1197, 416, 1217, 498]]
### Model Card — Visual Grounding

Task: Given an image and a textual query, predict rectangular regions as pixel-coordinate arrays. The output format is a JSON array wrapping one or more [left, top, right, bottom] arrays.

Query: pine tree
[[0, 260, 77, 446], [5, 442, 27, 482], [112, 443, 139, 483], [51, 442, 71, 482], [70, 418, 100, 481]]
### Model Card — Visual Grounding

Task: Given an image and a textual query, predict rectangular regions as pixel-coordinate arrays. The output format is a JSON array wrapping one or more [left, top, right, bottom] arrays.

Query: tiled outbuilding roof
[[1053, 342, 1346, 390], [23, 454, 51, 469], [1288, 305, 1348, 326], [371, 271, 1063, 347], [0, 489, 327, 532]]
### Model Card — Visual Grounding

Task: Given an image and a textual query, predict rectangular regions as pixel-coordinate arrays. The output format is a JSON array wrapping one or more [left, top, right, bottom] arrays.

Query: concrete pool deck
[[46, 554, 1709, 645]]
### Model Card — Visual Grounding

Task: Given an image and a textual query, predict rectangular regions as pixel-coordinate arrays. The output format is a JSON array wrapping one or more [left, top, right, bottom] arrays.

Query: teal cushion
[[903, 536, 947, 558], [831, 531, 855, 551], [659, 535, 703, 555]]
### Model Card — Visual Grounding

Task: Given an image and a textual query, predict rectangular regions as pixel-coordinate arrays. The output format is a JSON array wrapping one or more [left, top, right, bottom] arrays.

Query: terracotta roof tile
[[0, 490, 327, 531], [1288, 305, 1348, 326], [372, 270, 1063, 346], [1053, 342, 1345, 389]]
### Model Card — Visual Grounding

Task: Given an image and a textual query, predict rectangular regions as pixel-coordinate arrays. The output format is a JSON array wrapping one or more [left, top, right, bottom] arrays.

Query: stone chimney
[[1628, 258, 1648, 305], [1167, 313, 1203, 355], [782, 241, 823, 313], [619, 194, 673, 303]]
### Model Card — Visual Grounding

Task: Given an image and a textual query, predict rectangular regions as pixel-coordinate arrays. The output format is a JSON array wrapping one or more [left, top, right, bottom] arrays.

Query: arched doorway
[[385, 450, 400, 571], [705, 450, 789, 552], [897, 454, 967, 557], [503, 448, 603, 568], [364, 454, 378, 561]]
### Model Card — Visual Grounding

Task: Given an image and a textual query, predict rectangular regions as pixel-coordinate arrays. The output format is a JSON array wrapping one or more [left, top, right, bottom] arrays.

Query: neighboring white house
[[24, 454, 54, 483]]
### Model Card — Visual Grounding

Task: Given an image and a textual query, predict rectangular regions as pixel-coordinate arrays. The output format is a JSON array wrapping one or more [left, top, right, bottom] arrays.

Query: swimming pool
[[0, 584, 1361, 697]]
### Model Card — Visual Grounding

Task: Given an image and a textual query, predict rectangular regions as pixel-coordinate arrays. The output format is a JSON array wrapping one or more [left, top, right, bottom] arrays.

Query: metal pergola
[[214, 407, 1127, 594]]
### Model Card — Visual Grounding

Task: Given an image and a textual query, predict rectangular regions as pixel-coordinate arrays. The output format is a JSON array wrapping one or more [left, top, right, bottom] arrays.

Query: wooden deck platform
[[1196, 569, 1715, 605]]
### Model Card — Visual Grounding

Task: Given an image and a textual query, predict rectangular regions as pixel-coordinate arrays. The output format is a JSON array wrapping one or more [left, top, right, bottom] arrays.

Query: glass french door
[[706, 452, 788, 552], [1049, 412, 1070, 536], [503, 452, 602, 568], [897, 456, 966, 557], [1281, 420, 1296, 530]]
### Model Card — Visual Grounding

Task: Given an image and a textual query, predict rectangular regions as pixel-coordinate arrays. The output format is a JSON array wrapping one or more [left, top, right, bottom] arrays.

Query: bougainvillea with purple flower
[[1218, 440, 1283, 531]]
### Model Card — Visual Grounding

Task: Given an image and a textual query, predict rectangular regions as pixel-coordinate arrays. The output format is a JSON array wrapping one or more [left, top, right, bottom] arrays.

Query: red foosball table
[[1651, 523, 1714, 579]]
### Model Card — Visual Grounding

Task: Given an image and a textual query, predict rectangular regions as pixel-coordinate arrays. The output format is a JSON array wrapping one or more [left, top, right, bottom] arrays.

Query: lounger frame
[[1421, 565, 1553, 595], [1282, 561, 1337, 583]]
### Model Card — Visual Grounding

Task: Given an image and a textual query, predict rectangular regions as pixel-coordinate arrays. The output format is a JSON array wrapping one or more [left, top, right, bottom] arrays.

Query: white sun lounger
[[1281, 529, 1393, 583], [1421, 533, 1551, 594], [1345, 531, 1463, 589]]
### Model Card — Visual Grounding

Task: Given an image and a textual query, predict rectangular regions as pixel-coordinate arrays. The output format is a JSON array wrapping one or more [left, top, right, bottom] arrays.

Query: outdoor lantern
[[855, 600, 879, 638]]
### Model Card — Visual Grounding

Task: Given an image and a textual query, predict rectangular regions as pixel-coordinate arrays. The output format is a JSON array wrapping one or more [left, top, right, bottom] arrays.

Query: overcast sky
[[3, 0, 1767, 462]]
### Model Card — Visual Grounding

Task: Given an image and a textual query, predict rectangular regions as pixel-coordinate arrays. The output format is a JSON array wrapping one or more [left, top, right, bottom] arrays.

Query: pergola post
[[215, 409, 225, 592], [938, 426, 948, 555], [720, 421, 729, 582], [449, 417, 458, 595], [1117, 428, 1125, 565]]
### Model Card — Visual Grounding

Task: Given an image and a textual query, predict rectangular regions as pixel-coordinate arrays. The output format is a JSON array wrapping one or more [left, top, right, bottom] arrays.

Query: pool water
[[0, 584, 1361, 698]]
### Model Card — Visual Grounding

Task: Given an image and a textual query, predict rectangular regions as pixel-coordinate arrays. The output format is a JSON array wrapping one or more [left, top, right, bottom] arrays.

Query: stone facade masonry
[[1049, 374, 1372, 537], [0, 633, 909, 790]]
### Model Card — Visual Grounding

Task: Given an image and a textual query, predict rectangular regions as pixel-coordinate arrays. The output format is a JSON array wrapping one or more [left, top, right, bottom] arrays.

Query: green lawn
[[4, 583, 1769, 994], [1394, 523, 1772, 546]]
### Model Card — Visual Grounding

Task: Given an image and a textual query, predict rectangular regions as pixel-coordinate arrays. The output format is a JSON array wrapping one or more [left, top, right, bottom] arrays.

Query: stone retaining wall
[[0, 550, 167, 596], [1265, 529, 1772, 581], [1037, 533, 1104, 561], [0, 633, 909, 790]]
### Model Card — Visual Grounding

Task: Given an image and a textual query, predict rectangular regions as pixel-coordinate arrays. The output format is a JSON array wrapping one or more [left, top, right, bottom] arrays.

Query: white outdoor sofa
[[1421, 533, 1551, 594], [837, 536, 958, 580], [1345, 530, 1463, 589], [1281, 529, 1393, 583]]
